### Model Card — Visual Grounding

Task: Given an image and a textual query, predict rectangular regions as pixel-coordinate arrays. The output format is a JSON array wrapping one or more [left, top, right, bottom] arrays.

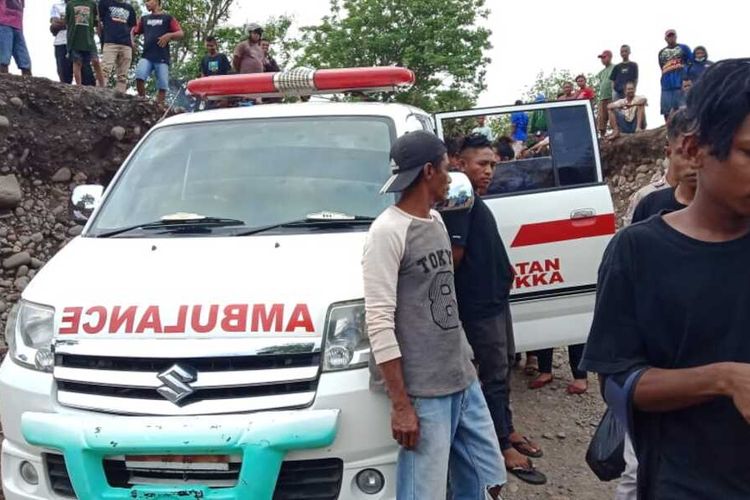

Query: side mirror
[[435, 172, 474, 212], [70, 185, 104, 224]]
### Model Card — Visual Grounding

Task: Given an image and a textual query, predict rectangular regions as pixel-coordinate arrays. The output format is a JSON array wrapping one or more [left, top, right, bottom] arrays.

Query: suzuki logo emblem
[[156, 364, 198, 405]]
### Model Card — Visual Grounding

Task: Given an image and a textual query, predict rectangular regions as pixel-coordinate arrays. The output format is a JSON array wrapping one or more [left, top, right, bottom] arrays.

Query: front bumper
[[22, 411, 338, 499], [0, 359, 397, 500]]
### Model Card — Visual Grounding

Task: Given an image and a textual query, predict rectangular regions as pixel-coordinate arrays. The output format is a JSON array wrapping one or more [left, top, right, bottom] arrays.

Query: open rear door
[[435, 100, 616, 352]]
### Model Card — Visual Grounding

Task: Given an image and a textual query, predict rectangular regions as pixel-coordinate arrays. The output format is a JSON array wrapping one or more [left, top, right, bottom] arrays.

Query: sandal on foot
[[507, 462, 547, 485], [529, 376, 553, 389], [523, 357, 539, 376], [566, 383, 588, 395], [511, 436, 543, 458]]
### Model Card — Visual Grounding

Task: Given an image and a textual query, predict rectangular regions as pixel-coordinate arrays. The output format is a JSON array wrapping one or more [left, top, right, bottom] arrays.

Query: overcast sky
[[20, 0, 750, 125]]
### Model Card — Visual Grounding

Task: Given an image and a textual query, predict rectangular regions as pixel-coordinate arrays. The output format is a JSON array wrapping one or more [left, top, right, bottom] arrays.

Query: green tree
[[300, 0, 492, 113]]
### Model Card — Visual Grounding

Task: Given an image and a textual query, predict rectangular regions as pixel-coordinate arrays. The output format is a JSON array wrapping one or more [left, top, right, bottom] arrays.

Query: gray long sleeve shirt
[[362, 206, 475, 398]]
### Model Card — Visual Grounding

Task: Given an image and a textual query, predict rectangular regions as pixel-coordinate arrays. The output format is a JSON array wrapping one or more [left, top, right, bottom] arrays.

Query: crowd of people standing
[[0, 0, 281, 105]]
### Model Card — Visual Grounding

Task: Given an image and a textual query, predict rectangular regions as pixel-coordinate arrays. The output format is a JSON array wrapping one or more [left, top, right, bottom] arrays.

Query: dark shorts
[[69, 50, 96, 65], [616, 112, 638, 134], [661, 88, 682, 117]]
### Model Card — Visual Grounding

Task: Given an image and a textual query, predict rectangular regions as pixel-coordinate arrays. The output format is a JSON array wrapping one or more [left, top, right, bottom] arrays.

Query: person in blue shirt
[[510, 100, 529, 155], [658, 29, 692, 121], [686, 45, 713, 82]]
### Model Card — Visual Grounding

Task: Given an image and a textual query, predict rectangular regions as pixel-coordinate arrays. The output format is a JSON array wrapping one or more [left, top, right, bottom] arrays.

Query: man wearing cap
[[658, 29, 692, 121], [596, 50, 615, 138], [233, 23, 264, 74], [363, 131, 506, 499]]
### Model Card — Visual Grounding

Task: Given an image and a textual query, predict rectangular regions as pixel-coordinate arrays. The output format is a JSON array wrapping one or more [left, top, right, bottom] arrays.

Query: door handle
[[570, 208, 596, 220]]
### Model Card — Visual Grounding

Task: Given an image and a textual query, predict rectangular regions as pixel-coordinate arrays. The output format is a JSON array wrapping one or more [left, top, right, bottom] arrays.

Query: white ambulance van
[[0, 68, 615, 499]]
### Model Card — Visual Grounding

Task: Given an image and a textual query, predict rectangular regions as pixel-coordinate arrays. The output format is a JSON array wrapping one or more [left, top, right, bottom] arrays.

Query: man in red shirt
[[132, 0, 184, 104], [575, 74, 596, 100]]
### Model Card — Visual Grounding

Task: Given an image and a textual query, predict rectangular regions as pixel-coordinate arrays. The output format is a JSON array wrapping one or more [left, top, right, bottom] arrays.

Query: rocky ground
[[0, 74, 667, 498], [0, 75, 163, 330], [505, 353, 615, 500]]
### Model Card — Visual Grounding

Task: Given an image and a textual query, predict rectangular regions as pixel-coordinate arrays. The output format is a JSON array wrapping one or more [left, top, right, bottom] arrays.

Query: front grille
[[104, 457, 242, 489], [45, 454, 75, 498], [45, 454, 344, 499], [54, 351, 321, 416], [274, 459, 344, 500], [57, 353, 320, 371]]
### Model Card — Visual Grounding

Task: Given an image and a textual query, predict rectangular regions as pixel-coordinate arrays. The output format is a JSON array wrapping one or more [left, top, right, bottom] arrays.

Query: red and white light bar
[[186, 66, 415, 100]]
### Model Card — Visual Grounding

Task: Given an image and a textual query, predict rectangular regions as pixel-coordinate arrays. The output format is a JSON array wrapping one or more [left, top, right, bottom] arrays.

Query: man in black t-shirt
[[610, 44, 639, 100], [442, 134, 547, 486], [199, 35, 230, 77], [631, 108, 697, 223], [581, 59, 750, 499], [132, 0, 183, 104], [98, 0, 136, 92]]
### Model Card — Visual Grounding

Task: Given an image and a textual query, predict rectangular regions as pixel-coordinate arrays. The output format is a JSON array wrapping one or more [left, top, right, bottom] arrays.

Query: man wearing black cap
[[233, 22, 264, 74], [363, 131, 505, 499], [658, 29, 692, 121]]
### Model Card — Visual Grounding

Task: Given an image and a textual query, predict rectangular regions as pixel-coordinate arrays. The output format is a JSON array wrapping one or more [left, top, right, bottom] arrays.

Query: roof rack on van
[[186, 67, 416, 100]]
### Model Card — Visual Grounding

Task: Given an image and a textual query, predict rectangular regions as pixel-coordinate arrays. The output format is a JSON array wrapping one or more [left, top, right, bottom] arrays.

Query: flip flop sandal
[[566, 383, 588, 395], [528, 376, 553, 389], [507, 462, 547, 485], [511, 436, 544, 458], [523, 358, 539, 376]]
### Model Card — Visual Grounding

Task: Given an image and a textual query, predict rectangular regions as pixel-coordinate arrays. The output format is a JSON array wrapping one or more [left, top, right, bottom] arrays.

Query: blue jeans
[[660, 88, 682, 117], [135, 58, 169, 90], [397, 380, 506, 499], [616, 112, 638, 134], [0, 25, 31, 70]]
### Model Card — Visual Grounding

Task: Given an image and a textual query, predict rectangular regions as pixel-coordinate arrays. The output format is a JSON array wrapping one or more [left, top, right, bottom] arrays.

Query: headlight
[[4, 300, 55, 372], [322, 301, 370, 372]]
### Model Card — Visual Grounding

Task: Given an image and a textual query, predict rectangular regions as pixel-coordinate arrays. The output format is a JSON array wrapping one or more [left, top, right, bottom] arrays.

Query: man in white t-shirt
[[50, 0, 71, 82], [50, 0, 94, 85], [607, 81, 647, 140]]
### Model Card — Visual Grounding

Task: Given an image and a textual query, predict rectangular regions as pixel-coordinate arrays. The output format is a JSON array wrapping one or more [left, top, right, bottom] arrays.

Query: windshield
[[88, 116, 396, 235]]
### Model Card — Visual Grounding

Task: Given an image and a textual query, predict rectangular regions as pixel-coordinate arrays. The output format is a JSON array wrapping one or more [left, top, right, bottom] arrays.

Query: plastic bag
[[586, 408, 626, 481]]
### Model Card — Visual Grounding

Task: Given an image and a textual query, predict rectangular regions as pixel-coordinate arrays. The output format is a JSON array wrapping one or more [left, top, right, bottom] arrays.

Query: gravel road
[[504, 350, 616, 500]]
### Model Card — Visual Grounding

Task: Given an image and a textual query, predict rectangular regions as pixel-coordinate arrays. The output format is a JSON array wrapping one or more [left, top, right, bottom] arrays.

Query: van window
[[89, 116, 396, 234], [442, 105, 598, 197]]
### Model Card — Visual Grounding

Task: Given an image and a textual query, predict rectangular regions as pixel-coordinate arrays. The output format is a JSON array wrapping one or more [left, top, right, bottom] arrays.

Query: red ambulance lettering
[[545, 259, 561, 271], [512, 258, 565, 289], [221, 304, 248, 333], [59, 307, 83, 334], [136, 306, 163, 333], [191, 304, 219, 333], [285, 304, 314, 332], [82, 306, 107, 334], [163, 305, 188, 334], [109, 306, 137, 334], [57, 303, 316, 334], [251, 304, 284, 332]]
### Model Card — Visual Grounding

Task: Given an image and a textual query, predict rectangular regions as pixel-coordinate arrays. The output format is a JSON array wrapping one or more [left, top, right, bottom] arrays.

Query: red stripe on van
[[510, 214, 616, 248]]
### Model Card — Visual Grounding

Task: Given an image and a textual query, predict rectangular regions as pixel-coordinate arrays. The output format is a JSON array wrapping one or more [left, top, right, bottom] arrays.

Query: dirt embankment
[[0, 75, 164, 327]]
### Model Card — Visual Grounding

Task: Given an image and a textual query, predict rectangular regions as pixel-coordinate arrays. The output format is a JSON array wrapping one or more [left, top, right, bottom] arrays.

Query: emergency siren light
[[186, 66, 416, 100]]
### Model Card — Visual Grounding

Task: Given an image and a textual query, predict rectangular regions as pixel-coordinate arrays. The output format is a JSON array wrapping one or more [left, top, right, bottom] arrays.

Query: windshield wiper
[[94, 215, 246, 238], [236, 212, 375, 237]]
